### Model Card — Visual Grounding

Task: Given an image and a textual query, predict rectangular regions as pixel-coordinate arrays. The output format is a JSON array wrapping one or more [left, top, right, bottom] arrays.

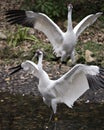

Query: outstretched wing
[[9, 60, 39, 77], [52, 64, 104, 108], [21, 60, 39, 76], [5, 10, 64, 50], [73, 12, 102, 38]]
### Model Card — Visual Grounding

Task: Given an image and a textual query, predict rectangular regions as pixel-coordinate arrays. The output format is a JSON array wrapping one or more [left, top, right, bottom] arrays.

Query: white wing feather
[[26, 11, 64, 49], [51, 64, 99, 107], [21, 60, 39, 76], [53, 71, 89, 108], [73, 12, 103, 38]]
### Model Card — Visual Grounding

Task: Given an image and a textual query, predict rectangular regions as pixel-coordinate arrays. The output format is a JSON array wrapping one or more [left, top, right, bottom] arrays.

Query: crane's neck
[[38, 54, 50, 80], [38, 54, 43, 69], [67, 10, 73, 32]]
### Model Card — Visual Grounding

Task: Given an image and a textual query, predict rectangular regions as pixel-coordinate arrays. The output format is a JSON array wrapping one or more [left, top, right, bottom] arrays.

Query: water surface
[[0, 92, 104, 130]]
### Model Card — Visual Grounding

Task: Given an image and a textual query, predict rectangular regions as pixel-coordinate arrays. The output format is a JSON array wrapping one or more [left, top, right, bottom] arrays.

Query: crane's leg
[[45, 99, 59, 130], [59, 60, 68, 70], [45, 110, 54, 130], [51, 99, 57, 114], [71, 49, 76, 65], [59, 51, 67, 70]]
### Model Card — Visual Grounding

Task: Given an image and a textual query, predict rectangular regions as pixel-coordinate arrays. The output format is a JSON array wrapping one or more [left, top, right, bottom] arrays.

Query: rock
[[85, 50, 96, 63], [83, 38, 91, 43], [0, 31, 7, 40], [28, 28, 35, 35]]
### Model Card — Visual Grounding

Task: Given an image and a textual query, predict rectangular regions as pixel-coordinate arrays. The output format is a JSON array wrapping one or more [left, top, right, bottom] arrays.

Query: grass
[[31, 42, 54, 61], [6, 26, 38, 47], [4, 25, 54, 62], [76, 41, 104, 66], [2, 38, 104, 66]]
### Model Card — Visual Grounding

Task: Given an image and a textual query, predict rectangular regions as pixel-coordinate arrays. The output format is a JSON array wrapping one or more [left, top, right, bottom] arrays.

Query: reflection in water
[[0, 92, 104, 130]]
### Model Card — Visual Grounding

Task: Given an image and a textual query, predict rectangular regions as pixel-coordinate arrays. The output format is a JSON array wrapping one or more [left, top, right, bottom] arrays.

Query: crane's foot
[[45, 112, 58, 130], [58, 61, 67, 70], [45, 111, 53, 129]]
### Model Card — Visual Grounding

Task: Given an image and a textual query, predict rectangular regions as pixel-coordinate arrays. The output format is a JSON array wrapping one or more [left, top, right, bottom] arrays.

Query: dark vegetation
[[21, 0, 104, 20]]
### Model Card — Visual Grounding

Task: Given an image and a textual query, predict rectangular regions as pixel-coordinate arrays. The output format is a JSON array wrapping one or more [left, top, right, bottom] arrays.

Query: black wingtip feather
[[9, 64, 21, 70], [87, 67, 104, 90], [5, 9, 34, 28], [9, 68, 21, 75], [5, 10, 25, 20], [9, 64, 22, 75], [100, 67, 104, 75], [5, 10, 26, 21], [6, 14, 25, 19], [5, 10, 26, 15]]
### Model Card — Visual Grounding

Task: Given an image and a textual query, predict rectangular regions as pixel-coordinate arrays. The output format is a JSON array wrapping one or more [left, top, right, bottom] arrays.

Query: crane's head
[[67, 4, 73, 11], [35, 49, 43, 57], [34, 49, 44, 61]]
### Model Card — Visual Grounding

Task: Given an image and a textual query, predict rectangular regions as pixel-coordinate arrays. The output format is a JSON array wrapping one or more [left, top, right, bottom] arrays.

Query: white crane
[[5, 4, 102, 64], [9, 50, 104, 114]]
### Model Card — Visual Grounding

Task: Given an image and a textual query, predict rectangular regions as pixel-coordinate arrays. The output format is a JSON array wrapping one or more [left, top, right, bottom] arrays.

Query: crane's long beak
[[9, 64, 22, 75]]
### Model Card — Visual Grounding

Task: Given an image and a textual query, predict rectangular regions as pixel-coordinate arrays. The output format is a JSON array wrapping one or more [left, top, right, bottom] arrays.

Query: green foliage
[[6, 25, 54, 61], [21, 0, 68, 20], [7, 26, 38, 47]]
